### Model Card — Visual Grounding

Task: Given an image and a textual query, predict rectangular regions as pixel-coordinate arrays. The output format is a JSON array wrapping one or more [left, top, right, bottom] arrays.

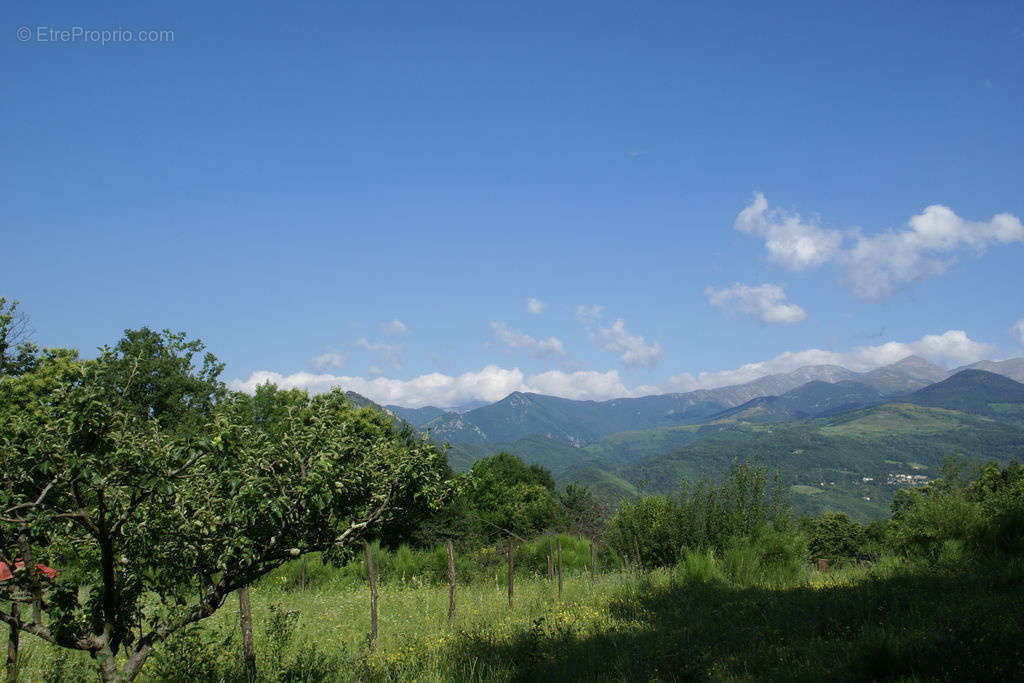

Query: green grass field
[[9, 556, 1024, 681]]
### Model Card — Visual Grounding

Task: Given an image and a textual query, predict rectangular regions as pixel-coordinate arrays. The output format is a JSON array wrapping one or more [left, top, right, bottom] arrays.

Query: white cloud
[[231, 330, 995, 406], [664, 329, 995, 392], [1011, 319, 1024, 346], [705, 283, 807, 324], [229, 365, 528, 408], [593, 319, 663, 368], [575, 304, 605, 324], [229, 365, 657, 407], [380, 319, 409, 335], [311, 352, 345, 371], [735, 194, 1024, 301], [735, 192, 843, 270], [526, 297, 547, 314], [527, 369, 639, 401], [841, 205, 1024, 301], [354, 338, 404, 370], [489, 321, 566, 357], [575, 305, 662, 368]]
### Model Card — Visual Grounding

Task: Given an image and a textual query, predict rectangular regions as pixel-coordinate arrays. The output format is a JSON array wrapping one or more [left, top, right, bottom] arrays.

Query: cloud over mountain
[[233, 329, 995, 407], [228, 365, 647, 408], [665, 329, 993, 392]]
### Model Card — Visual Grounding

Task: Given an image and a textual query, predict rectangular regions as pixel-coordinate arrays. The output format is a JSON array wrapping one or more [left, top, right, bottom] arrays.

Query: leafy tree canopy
[[0, 329, 450, 681], [461, 452, 559, 539]]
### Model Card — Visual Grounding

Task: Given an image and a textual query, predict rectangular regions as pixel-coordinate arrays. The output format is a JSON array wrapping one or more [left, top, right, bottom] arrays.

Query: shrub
[[805, 512, 868, 559], [605, 464, 794, 570]]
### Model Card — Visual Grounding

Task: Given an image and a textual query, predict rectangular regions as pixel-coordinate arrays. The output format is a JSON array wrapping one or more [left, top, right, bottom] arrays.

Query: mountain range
[[365, 356, 1024, 520], [391, 355, 960, 447]]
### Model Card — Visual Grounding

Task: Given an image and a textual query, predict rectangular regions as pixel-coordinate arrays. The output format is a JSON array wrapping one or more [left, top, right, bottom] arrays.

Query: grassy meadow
[[8, 545, 1024, 682]]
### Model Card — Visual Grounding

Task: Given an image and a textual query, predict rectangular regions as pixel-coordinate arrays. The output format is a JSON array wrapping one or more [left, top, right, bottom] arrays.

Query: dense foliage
[[889, 459, 1024, 562], [0, 324, 450, 681], [604, 464, 793, 568]]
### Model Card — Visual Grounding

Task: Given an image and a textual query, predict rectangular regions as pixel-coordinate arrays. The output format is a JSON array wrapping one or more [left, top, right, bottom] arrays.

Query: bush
[[606, 464, 794, 570], [674, 547, 726, 586], [805, 512, 868, 559], [720, 528, 809, 589], [145, 624, 244, 681], [674, 528, 809, 589], [888, 460, 1024, 564]]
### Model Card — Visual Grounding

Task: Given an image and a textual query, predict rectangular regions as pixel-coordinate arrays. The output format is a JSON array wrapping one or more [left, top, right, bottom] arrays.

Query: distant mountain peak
[[893, 355, 939, 368], [904, 368, 1024, 416]]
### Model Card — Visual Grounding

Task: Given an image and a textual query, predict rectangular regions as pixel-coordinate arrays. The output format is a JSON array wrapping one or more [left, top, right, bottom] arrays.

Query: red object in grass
[[0, 561, 58, 582]]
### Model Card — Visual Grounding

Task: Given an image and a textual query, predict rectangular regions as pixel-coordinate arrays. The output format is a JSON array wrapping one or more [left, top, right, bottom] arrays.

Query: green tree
[[461, 452, 559, 539], [804, 512, 867, 559], [0, 297, 39, 378], [558, 483, 607, 538], [91, 327, 226, 433], [0, 340, 449, 681], [604, 494, 681, 568]]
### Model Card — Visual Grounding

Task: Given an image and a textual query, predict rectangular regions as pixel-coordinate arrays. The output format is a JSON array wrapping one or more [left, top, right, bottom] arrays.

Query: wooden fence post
[[546, 551, 554, 582], [364, 541, 379, 650], [556, 538, 564, 600], [300, 555, 307, 591], [446, 539, 457, 626], [6, 603, 19, 683], [238, 586, 256, 681], [589, 541, 596, 582], [506, 538, 515, 610]]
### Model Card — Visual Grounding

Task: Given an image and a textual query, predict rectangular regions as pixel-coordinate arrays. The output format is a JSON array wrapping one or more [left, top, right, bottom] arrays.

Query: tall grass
[[674, 528, 810, 589], [266, 534, 621, 591], [11, 551, 1024, 682]]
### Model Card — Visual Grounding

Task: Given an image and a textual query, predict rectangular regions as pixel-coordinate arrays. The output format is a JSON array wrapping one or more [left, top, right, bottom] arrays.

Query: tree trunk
[[446, 539, 456, 626], [6, 603, 18, 683], [506, 538, 514, 610], [364, 541, 378, 650], [17, 534, 40, 626], [556, 538, 563, 600], [238, 586, 256, 681], [97, 644, 122, 682], [633, 534, 643, 573]]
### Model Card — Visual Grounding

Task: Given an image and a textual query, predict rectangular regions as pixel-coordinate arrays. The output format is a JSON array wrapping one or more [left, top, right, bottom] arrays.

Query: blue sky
[[3, 1, 1023, 407]]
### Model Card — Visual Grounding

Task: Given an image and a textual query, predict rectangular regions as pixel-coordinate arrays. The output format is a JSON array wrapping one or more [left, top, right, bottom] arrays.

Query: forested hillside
[[436, 368, 1024, 519]]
